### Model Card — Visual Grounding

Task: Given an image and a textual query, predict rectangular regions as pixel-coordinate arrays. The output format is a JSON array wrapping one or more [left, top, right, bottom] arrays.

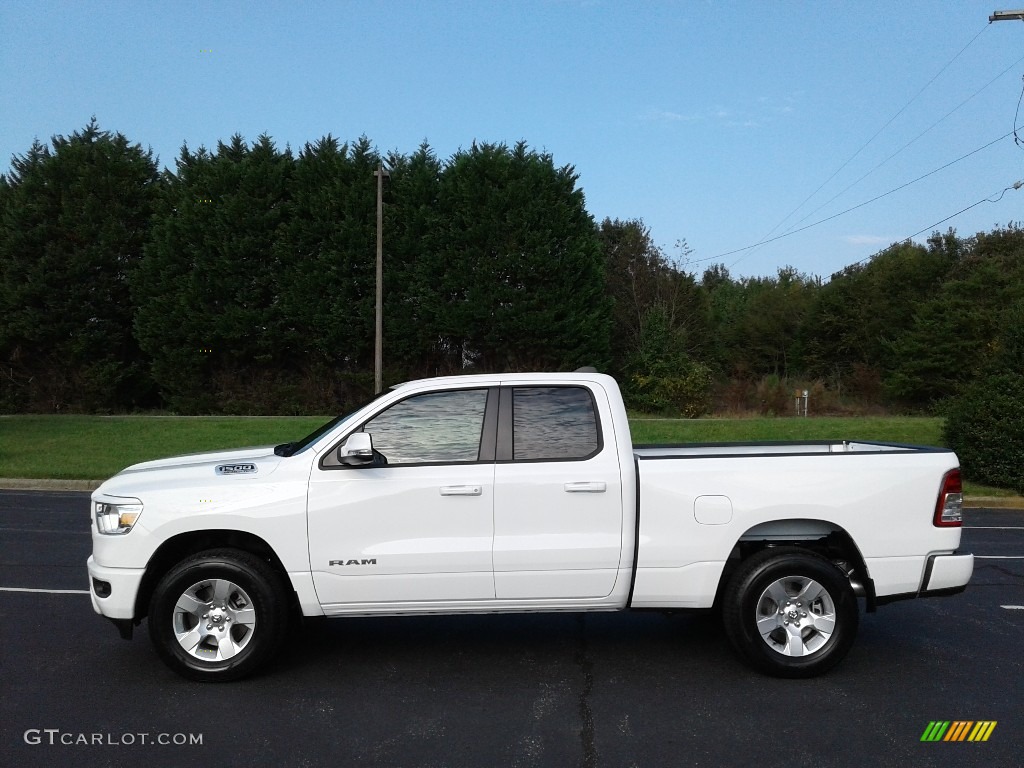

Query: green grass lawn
[[0, 415, 328, 481], [0, 413, 1013, 497]]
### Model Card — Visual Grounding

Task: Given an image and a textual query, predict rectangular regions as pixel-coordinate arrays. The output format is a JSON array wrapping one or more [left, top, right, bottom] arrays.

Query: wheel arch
[[715, 518, 876, 612], [134, 530, 297, 622]]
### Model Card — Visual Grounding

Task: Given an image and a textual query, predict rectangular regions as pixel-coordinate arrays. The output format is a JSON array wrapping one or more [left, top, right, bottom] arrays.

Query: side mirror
[[338, 433, 374, 465]]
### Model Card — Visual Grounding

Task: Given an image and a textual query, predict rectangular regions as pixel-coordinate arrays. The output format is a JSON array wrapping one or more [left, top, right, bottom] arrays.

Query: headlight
[[94, 501, 143, 535]]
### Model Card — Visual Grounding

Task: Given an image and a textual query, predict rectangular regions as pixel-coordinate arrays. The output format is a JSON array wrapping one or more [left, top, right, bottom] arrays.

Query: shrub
[[943, 372, 1024, 493], [755, 374, 790, 416], [716, 377, 755, 413], [622, 304, 713, 417], [625, 363, 713, 417]]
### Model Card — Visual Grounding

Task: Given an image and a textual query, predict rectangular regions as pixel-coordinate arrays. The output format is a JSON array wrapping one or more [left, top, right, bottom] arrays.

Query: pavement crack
[[575, 614, 597, 768]]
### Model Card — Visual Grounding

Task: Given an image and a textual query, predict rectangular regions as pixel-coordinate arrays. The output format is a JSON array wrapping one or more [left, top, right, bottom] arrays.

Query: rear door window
[[512, 387, 600, 461]]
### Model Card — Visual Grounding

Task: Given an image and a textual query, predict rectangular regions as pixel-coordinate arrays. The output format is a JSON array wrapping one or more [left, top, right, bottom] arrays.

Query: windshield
[[274, 394, 382, 457]]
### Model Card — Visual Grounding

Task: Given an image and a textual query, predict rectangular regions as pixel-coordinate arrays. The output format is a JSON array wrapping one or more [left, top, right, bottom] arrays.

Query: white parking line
[[974, 556, 1024, 560], [1002, 605, 1024, 610], [964, 526, 1024, 530], [0, 587, 89, 594]]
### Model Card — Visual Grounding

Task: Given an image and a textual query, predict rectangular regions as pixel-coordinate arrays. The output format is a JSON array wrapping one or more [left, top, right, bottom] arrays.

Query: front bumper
[[87, 555, 145, 620]]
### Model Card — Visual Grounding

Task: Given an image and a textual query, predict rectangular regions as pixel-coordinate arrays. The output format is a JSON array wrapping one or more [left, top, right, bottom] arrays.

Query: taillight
[[934, 468, 963, 527]]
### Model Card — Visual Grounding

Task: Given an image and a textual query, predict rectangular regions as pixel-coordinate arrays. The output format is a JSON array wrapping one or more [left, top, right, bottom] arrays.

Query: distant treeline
[[1, 120, 1022, 415]]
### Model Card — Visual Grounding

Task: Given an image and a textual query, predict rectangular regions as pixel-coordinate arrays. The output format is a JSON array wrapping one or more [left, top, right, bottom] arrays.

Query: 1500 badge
[[215, 463, 257, 475]]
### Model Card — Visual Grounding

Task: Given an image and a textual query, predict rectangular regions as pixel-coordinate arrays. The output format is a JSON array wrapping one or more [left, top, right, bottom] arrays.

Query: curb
[[0, 479, 102, 492], [963, 496, 1024, 510]]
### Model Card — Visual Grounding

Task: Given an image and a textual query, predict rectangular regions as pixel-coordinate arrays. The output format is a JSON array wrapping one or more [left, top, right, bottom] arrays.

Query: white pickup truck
[[87, 372, 973, 681]]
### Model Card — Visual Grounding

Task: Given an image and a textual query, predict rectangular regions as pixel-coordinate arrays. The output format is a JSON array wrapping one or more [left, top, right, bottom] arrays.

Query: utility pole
[[990, 10, 1024, 21], [373, 161, 390, 394]]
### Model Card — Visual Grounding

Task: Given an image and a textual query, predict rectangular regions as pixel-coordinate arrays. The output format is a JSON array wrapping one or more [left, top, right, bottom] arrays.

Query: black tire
[[722, 547, 858, 678], [148, 549, 289, 682]]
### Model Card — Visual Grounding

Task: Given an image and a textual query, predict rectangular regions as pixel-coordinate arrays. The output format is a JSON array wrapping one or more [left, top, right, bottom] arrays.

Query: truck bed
[[628, 440, 962, 610]]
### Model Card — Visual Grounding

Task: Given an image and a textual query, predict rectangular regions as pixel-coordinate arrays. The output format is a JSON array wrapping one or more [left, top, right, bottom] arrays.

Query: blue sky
[[3, 1, 1023, 278]]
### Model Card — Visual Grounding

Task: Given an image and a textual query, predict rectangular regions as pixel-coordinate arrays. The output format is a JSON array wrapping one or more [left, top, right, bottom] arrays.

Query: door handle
[[564, 482, 607, 493], [440, 485, 483, 496]]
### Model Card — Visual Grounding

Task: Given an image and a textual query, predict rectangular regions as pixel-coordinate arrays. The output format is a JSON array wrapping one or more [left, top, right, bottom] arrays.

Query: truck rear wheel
[[722, 547, 858, 678], [148, 549, 288, 682]]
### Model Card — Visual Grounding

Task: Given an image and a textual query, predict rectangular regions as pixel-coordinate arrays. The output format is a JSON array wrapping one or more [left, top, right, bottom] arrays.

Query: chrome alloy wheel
[[172, 579, 257, 662], [755, 576, 836, 657]]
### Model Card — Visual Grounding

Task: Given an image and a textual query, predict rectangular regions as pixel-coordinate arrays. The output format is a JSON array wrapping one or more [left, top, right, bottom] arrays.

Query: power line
[[835, 180, 1024, 275], [906, 181, 1021, 240], [733, 23, 991, 262], [1015, 75, 1024, 149], [775, 50, 1024, 242], [686, 127, 1019, 265]]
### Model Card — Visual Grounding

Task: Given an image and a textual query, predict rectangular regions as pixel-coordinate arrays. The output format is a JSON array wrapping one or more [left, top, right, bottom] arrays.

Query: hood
[[94, 445, 285, 498], [120, 445, 279, 473]]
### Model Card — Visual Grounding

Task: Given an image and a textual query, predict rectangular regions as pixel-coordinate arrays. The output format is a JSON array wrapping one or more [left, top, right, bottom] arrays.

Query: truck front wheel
[[722, 547, 858, 678], [148, 549, 289, 682]]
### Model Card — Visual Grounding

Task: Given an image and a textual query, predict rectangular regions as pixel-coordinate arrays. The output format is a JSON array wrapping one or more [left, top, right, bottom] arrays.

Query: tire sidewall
[[725, 550, 858, 678], [149, 552, 284, 682]]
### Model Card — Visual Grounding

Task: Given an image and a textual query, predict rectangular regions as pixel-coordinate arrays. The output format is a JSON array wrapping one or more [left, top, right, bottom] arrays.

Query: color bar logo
[[921, 721, 997, 742]]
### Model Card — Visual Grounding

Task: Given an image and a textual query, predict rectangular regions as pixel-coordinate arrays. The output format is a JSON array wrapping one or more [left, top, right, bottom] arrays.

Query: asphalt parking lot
[[0, 490, 1020, 768]]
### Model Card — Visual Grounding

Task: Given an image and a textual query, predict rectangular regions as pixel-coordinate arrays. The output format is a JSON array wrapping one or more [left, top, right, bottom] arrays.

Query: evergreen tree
[[273, 135, 379, 408], [383, 143, 446, 376], [434, 141, 610, 371], [0, 120, 159, 411], [133, 134, 294, 412]]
